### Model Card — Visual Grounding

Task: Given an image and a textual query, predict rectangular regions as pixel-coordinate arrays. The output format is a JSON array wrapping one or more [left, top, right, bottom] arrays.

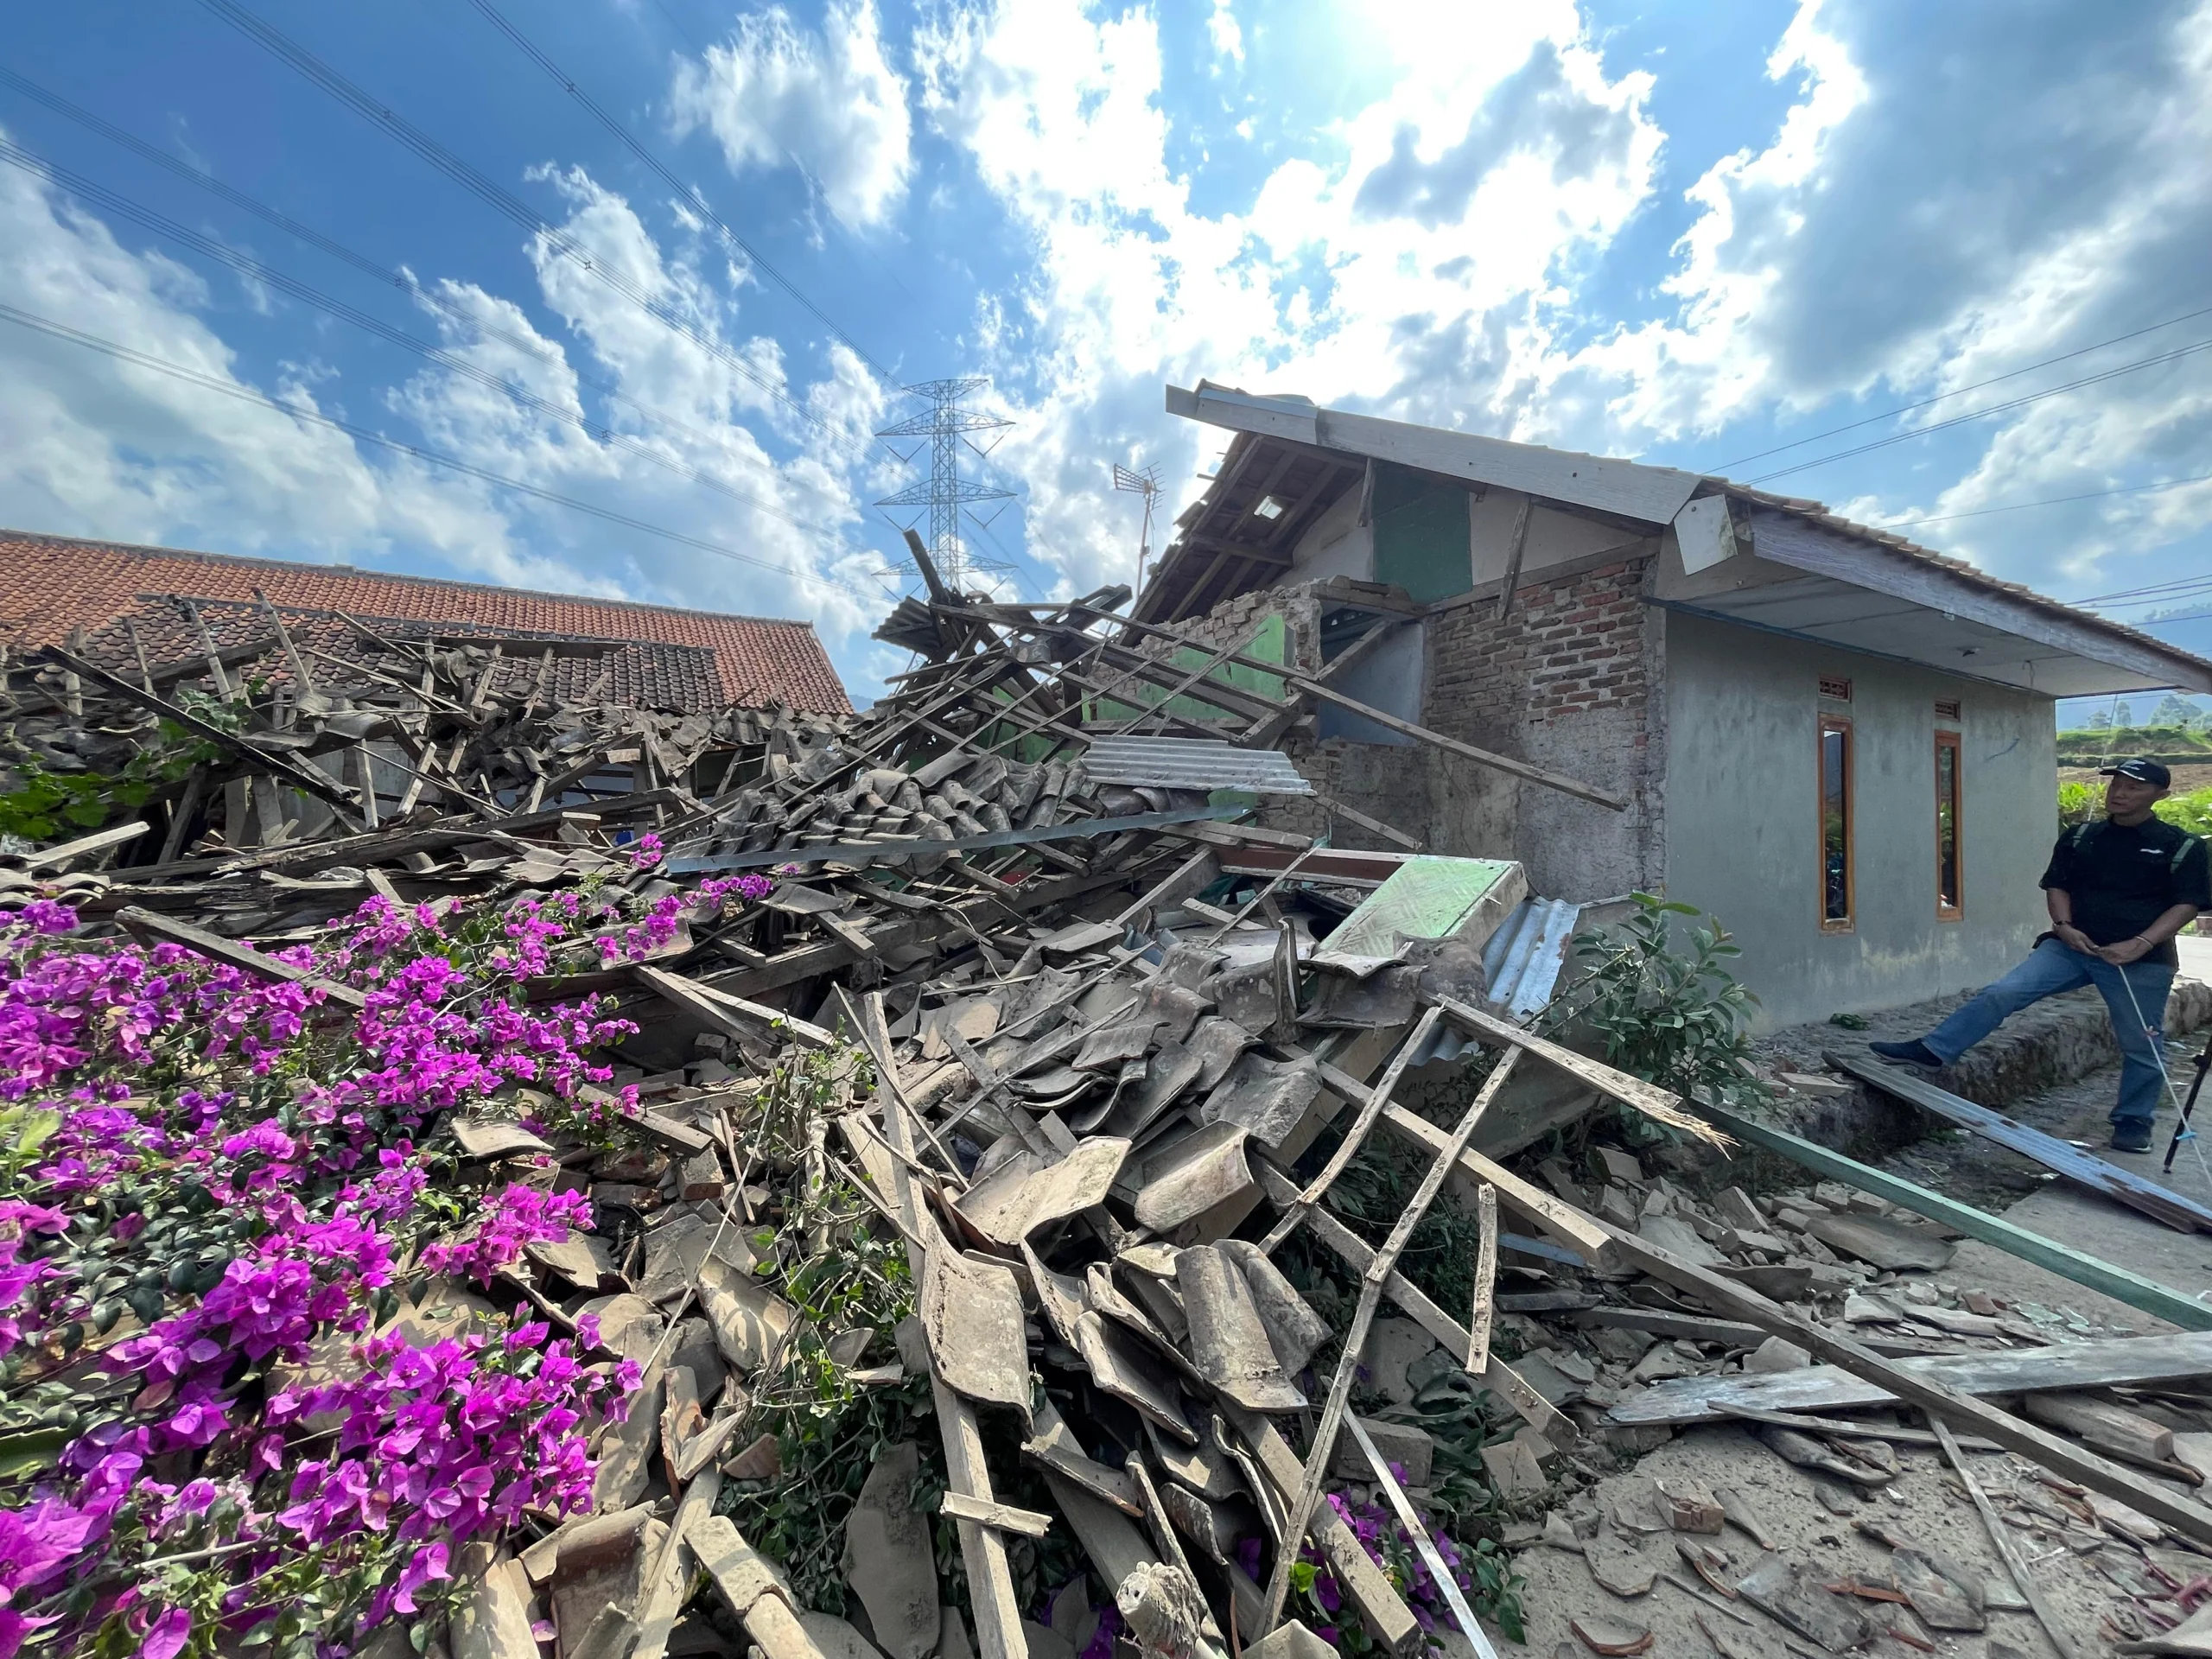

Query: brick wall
[[1428, 557, 1651, 741], [1423, 554, 1663, 896], [1145, 556, 1664, 895]]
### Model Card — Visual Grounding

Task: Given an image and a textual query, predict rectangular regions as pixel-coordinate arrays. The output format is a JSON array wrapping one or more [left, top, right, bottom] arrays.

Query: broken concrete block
[[842, 1441, 941, 1659], [1591, 1147, 1643, 1185], [1362, 1316, 1442, 1407], [1479, 1436, 1548, 1497], [1330, 1418, 1434, 1487], [802, 1612, 886, 1659], [1744, 1336, 1811, 1374], [1637, 1214, 1725, 1268]]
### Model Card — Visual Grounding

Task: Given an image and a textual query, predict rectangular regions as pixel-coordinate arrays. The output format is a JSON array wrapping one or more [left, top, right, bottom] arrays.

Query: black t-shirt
[[2040, 817, 2211, 968]]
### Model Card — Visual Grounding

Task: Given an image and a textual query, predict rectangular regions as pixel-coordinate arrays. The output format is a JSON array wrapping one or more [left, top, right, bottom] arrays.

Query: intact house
[[1135, 383, 2212, 1029]]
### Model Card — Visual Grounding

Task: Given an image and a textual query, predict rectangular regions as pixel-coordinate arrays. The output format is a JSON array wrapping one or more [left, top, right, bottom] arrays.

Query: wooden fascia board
[[1745, 507, 2212, 692], [1166, 384, 1703, 524]]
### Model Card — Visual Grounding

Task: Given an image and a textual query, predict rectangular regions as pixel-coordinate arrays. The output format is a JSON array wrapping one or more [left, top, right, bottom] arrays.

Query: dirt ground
[[1481, 1049, 2212, 1659]]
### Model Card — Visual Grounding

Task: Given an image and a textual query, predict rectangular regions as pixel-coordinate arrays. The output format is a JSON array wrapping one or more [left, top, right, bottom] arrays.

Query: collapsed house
[[4, 520, 2212, 1659], [1140, 385, 2212, 1027]]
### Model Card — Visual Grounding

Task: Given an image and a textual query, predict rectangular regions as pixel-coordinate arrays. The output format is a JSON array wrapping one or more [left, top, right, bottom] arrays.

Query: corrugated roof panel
[[1480, 896, 1586, 1020], [1082, 735, 1313, 795]]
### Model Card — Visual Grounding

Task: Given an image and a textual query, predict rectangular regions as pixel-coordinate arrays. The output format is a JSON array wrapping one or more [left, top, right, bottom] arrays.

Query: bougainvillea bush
[[0, 869, 769, 1658]]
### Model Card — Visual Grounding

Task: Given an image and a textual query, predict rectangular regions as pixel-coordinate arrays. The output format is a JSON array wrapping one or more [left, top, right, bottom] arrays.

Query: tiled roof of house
[[1717, 483, 2212, 678], [0, 529, 853, 715], [76, 596, 729, 715]]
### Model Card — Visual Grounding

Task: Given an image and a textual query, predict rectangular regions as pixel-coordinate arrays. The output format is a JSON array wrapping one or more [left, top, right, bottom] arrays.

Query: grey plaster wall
[[1662, 610, 2055, 1030]]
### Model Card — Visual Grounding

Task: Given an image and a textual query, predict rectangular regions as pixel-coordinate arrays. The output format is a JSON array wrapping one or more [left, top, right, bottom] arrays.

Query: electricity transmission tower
[[1113, 461, 1162, 592], [874, 378, 1015, 593]]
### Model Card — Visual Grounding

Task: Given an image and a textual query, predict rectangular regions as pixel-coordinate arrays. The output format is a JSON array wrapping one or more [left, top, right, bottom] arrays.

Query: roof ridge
[[0, 526, 824, 632]]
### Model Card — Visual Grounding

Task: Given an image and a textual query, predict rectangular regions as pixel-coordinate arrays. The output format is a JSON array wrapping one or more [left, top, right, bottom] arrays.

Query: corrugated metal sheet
[[1403, 895, 1586, 1065], [1481, 897, 1586, 1020], [1082, 735, 1313, 795]]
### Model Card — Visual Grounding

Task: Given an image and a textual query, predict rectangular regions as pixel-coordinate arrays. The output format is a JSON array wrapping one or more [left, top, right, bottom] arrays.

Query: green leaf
[[0, 1426, 73, 1477], [10, 1109, 61, 1157]]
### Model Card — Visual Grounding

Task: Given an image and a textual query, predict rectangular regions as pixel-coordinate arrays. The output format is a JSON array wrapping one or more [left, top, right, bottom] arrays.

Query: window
[[1936, 729, 1963, 920], [1820, 675, 1853, 702], [1934, 697, 1961, 721], [1819, 715, 1854, 931]]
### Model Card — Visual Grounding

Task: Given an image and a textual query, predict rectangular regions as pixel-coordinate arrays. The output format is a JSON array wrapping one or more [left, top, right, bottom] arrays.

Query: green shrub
[[1545, 893, 1770, 1116]]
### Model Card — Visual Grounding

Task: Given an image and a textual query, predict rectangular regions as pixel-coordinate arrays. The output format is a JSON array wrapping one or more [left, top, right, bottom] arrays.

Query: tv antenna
[[1113, 461, 1163, 592], [875, 378, 1017, 593]]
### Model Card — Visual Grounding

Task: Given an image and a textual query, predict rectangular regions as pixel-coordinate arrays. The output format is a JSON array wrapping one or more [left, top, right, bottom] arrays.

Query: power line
[[1703, 300, 2212, 473], [0, 65, 868, 520], [0, 299, 886, 604], [1743, 334, 2212, 485], [461, 0, 898, 384], [1868, 470, 2212, 533], [191, 0, 846, 446], [2076, 569, 2212, 606], [0, 68, 893, 538], [0, 136, 881, 556]]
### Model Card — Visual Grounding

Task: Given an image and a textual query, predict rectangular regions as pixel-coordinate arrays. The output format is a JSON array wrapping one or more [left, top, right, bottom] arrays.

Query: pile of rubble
[[6, 558, 2212, 1659]]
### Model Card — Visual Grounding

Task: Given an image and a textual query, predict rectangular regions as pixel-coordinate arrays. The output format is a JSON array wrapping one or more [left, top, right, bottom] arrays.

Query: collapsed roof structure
[[3, 522, 2210, 1659]]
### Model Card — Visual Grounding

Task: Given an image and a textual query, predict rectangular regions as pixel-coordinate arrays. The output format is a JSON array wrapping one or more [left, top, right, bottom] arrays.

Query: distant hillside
[[2055, 724, 2212, 765]]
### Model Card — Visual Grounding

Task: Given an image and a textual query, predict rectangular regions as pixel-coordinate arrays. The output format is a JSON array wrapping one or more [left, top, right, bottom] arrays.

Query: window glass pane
[[1936, 740, 1961, 912], [1821, 724, 1851, 923]]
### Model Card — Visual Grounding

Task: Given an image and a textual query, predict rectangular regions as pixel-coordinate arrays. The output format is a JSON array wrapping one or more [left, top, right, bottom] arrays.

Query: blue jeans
[[1923, 938, 2176, 1126]]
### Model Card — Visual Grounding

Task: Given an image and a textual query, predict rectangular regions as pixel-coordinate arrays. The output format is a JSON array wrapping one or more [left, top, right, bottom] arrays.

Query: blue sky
[[3, 0, 2209, 707]]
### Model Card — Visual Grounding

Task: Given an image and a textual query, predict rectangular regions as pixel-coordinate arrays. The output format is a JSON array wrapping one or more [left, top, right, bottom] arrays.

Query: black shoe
[[2110, 1122, 2154, 1154], [1869, 1039, 1943, 1071]]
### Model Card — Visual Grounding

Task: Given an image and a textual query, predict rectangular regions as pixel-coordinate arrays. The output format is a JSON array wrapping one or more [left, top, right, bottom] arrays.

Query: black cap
[[2101, 758, 2171, 787]]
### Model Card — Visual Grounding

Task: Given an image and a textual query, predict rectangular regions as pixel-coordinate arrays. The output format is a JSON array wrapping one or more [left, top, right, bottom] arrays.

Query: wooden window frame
[[1818, 714, 1855, 933], [1935, 728, 1964, 922]]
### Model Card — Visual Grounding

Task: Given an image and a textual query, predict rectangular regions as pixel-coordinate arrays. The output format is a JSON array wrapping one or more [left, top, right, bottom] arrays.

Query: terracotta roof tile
[[0, 529, 852, 715]]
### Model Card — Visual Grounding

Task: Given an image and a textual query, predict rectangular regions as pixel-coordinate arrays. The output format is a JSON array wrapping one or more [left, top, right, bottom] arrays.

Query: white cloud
[[0, 144, 544, 583], [912, 0, 1661, 598], [0, 134, 893, 660], [1207, 0, 1243, 67], [667, 0, 914, 229], [1555, 0, 2212, 596]]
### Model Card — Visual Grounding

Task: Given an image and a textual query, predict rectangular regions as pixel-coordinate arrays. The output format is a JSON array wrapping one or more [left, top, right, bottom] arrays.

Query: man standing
[[1871, 759, 2208, 1153]]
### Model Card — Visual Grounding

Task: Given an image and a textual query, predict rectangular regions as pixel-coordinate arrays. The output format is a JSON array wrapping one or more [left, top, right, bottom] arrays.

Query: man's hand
[[2054, 924, 2099, 955], [2097, 935, 2154, 965]]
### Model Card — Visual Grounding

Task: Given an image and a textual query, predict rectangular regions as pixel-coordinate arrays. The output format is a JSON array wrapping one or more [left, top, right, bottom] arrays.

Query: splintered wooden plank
[[1594, 1217, 2212, 1547], [1828, 1052, 2212, 1236], [1692, 1097, 2212, 1332], [116, 906, 366, 1011], [1249, 1155, 1575, 1449], [1611, 1331, 2212, 1425], [849, 994, 1027, 1659], [634, 965, 836, 1052], [19, 819, 149, 871]]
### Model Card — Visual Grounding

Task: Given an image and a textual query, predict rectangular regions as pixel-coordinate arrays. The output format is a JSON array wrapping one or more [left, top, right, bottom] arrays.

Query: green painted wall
[[1372, 463, 1471, 602], [1087, 612, 1288, 726]]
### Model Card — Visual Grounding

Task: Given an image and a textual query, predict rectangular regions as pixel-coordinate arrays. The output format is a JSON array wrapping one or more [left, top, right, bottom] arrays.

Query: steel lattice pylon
[[874, 377, 1014, 592]]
